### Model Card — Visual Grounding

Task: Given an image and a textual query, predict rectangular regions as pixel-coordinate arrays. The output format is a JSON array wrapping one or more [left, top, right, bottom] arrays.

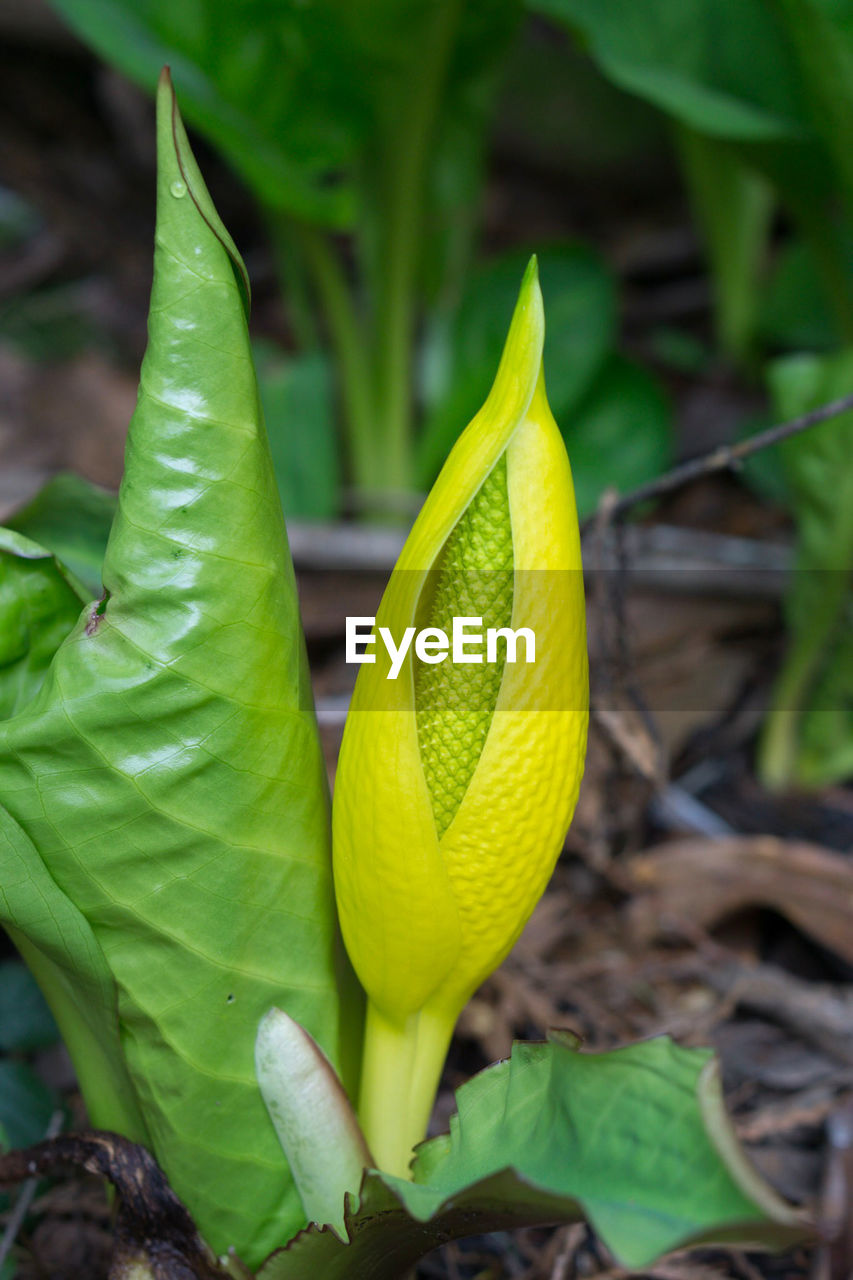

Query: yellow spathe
[[332, 258, 589, 1175]]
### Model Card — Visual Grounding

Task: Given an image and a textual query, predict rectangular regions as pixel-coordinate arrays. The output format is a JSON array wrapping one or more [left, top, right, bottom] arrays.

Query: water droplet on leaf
[[170, 180, 187, 199]]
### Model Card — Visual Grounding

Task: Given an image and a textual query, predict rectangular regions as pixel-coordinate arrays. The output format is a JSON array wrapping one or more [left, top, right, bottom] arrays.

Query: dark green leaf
[[7, 474, 116, 600], [0, 1061, 58, 1153], [779, 0, 853, 213], [529, 0, 808, 141], [564, 354, 673, 518], [417, 244, 615, 484], [255, 345, 340, 520], [49, 0, 360, 226], [759, 350, 853, 788], [0, 529, 87, 722], [758, 238, 847, 353], [259, 1037, 808, 1278], [0, 960, 59, 1052], [676, 127, 774, 363], [0, 74, 358, 1268]]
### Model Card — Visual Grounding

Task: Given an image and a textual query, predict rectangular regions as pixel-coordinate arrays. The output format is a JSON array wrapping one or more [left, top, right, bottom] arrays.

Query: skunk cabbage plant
[[0, 71, 811, 1279]]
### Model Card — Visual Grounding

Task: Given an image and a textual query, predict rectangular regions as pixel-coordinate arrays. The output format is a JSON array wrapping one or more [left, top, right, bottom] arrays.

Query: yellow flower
[[333, 259, 588, 1175]]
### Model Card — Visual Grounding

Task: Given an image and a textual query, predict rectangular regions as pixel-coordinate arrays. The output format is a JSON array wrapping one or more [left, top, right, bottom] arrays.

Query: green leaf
[[6, 474, 117, 600], [0, 960, 58, 1052], [564, 354, 673, 518], [0, 805, 148, 1143], [417, 244, 615, 484], [0, 1060, 59, 1152], [259, 1037, 808, 1278], [758, 237, 847, 353], [676, 127, 774, 364], [48, 0, 359, 226], [0, 73, 357, 1268], [255, 345, 340, 520], [778, 0, 853, 214], [0, 529, 87, 722], [47, 0, 517, 239], [759, 349, 853, 788], [529, 0, 808, 141], [527, 0, 853, 342]]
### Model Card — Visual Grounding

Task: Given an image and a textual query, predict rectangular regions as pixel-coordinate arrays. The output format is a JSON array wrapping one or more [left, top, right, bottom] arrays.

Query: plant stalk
[[359, 999, 454, 1179], [366, 0, 462, 501]]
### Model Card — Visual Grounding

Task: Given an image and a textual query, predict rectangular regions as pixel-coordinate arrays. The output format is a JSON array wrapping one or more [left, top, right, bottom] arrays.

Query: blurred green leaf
[[758, 236, 853, 354], [49, 0, 518, 236], [0, 1061, 59, 1152], [648, 327, 712, 375], [0, 530, 86, 722], [564, 354, 673, 518], [779, 0, 853, 211], [7, 475, 116, 600], [0, 961, 59, 1053], [676, 126, 774, 364], [531, 0, 853, 346], [255, 345, 340, 520], [417, 244, 615, 483], [259, 1036, 807, 1278], [529, 0, 807, 140], [0, 282, 110, 363], [49, 0, 359, 226], [759, 349, 853, 788], [737, 415, 791, 508]]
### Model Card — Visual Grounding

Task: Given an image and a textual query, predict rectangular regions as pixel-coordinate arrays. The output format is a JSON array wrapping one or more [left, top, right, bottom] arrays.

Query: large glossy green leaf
[[759, 350, 853, 789], [0, 74, 356, 1268], [259, 1036, 808, 1279], [0, 530, 87, 721]]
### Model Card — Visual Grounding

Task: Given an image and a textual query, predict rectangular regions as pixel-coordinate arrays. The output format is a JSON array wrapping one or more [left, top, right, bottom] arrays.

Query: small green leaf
[[6, 474, 116, 600], [0, 529, 87, 722], [0, 1061, 59, 1152], [259, 1037, 808, 1278], [0, 960, 59, 1052], [565, 354, 672, 518], [758, 237, 850, 352]]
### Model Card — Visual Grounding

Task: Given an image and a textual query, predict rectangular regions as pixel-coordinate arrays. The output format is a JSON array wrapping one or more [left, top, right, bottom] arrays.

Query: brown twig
[[581, 390, 853, 530]]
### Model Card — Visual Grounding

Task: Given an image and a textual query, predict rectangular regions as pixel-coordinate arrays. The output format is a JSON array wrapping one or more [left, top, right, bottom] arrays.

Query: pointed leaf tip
[[155, 65, 251, 311], [256, 1009, 371, 1238]]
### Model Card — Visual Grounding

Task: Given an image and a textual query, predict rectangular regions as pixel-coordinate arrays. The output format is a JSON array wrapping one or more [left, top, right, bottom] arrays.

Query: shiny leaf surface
[[0, 74, 354, 1268]]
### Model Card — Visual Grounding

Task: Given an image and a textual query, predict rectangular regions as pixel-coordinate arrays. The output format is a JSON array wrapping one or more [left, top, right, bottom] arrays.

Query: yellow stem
[[359, 1000, 456, 1178]]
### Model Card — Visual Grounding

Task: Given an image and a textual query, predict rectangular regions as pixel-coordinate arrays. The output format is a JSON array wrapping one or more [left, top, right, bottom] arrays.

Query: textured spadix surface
[[0, 73, 352, 1267]]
